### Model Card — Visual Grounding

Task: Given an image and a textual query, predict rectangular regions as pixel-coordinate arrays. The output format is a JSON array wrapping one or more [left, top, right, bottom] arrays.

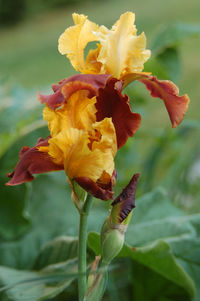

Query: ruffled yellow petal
[[92, 118, 117, 157], [96, 12, 151, 78], [43, 90, 97, 136], [58, 12, 150, 78], [48, 122, 116, 182], [65, 91, 97, 130], [64, 130, 115, 181], [58, 13, 99, 72], [43, 105, 71, 137], [48, 128, 83, 166]]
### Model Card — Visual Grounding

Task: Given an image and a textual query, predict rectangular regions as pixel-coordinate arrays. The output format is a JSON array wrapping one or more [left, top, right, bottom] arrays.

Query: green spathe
[[101, 218, 126, 265]]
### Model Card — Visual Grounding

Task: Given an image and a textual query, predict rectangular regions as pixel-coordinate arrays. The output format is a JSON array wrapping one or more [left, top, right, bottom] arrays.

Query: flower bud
[[101, 220, 125, 265], [100, 173, 139, 264]]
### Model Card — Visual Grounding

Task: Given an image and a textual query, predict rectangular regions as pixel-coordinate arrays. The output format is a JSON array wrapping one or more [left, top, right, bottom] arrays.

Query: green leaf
[[156, 47, 181, 81], [127, 189, 200, 300], [145, 23, 200, 82], [0, 84, 49, 242], [0, 173, 79, 269], [0, 83, 46, 158], [0, 266, 44, 301], [0, 259, 78, 301], [33, 236, 78, 270], [151, 23, 200, 55], [127, 215, 197, 247], [121, 240, 195, 300], [0, 178, 31, 240], [88, 233, 195, 301], [0, 125, 48, 242], [0, 126, 49, 177], [168, 236, 200, 301], [128, 187, 184, 225], [144, 47, 181, 81], [88, 188, 200, 300], [0, 167, 107, 269], [129, 260, 193, 301], [144, 56, 170, 80], [87, 232, 101, 256], [38, 259, 78, 300]]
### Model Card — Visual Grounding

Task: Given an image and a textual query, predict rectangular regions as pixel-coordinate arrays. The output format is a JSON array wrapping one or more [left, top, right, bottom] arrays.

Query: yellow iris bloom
[[39, 90, 117, 185], [58, 12, 151, 79], [7, 12, 189, 200]]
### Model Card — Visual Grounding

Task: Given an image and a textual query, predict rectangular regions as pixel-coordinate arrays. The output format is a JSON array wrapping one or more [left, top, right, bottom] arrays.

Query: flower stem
[[78, 193, 93, 301]]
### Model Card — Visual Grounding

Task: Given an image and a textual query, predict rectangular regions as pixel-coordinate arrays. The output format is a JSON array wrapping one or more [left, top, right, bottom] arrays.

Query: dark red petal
[[138, 75, 190, 127], [112, 173, 139, 223], [6, 138, 63, 186], [74, 176, 115, 201], [38, 74, 110, 110], [96, 78, 141, 149]]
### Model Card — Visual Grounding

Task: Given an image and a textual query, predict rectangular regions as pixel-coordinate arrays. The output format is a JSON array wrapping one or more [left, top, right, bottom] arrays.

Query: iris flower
[[6, 12, 189, 200]]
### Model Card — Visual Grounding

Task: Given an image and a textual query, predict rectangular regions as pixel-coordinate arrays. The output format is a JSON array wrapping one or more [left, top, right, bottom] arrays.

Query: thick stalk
[[78, 194, 93, 301]]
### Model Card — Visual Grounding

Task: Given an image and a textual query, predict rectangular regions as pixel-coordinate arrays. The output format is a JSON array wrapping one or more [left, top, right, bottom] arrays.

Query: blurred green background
[[0, 0, 200, 300]]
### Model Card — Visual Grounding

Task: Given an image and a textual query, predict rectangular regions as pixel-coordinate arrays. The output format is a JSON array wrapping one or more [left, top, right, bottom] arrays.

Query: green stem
[[78, 193, 93, 301]]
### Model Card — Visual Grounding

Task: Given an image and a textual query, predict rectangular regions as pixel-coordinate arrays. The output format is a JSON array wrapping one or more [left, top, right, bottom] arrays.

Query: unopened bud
[[101, 219, 125, 265], [100, 173, 139, 264]]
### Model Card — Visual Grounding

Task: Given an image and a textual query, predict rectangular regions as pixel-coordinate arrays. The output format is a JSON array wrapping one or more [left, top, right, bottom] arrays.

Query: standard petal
[[58, 13, 99, 72], [95, 12, 151, 78], [95, 78, 141, 149], [6, 138, 63, 186], [38, 74, 110, 109]]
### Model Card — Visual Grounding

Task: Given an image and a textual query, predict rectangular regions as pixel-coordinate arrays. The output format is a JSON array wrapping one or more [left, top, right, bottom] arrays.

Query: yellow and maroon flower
[[6, 74, 140, 200], [6, 11, 190, 200], [37, 75, 141, 149], [58, 12, 189, 127]]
